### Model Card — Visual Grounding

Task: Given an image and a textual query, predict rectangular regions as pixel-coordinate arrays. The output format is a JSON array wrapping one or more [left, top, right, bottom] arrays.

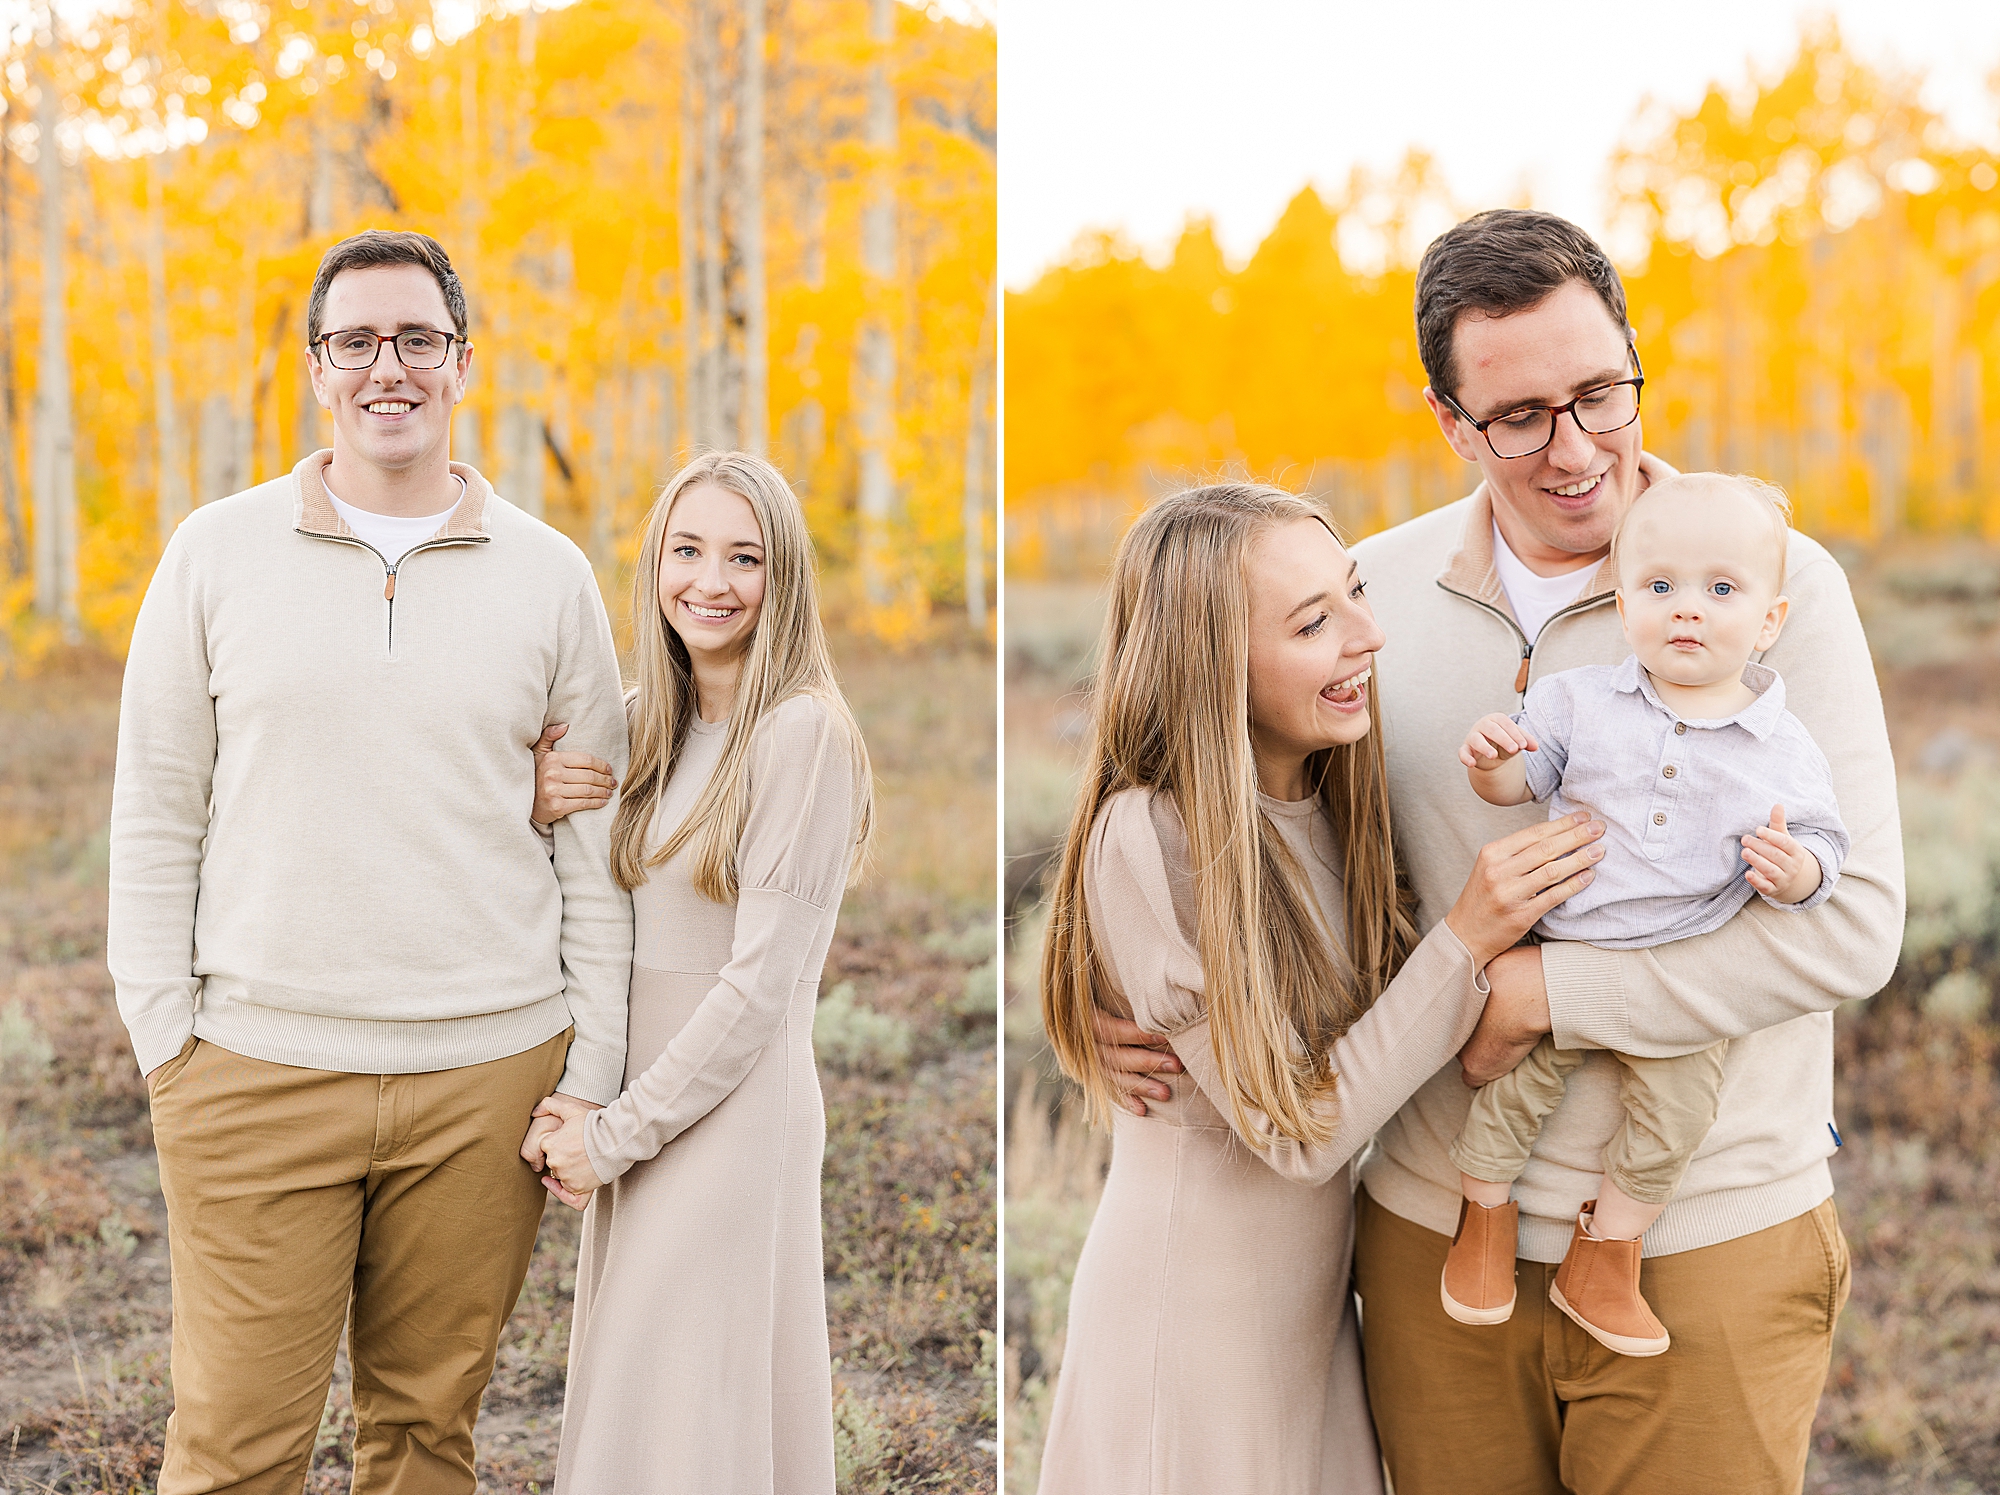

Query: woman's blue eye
[[1301, 613, 1328, 637], [732, 553, 762, 567], [1349, 580, 1368, 600], [1650, 579, 1671, 594], [673, 545, 698, 558]]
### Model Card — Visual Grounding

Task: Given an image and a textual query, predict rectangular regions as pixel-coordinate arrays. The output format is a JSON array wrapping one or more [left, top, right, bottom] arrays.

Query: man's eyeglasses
[[1439, 346, 1645, 460], [314, 328, 465, 371]]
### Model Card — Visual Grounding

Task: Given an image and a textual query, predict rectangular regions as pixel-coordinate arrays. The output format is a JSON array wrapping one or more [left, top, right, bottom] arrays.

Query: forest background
[[0, 0, 998, 1490], [1006, 25, 2000, 1495]]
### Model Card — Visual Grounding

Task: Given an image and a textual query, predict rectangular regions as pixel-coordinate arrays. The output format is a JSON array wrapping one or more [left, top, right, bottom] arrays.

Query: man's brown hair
[[1415, 209, 1630, 404], [306, 229, 468, 349]]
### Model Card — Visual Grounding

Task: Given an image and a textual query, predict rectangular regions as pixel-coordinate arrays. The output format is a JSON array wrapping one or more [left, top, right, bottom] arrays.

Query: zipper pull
[[384, 567, 397, 601], [1513, 646, 1531, 694]]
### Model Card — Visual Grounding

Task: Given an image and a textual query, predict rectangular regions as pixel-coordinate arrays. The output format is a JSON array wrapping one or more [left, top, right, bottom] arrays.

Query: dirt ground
[[0, 629, 997, 1494], [1003, 544, 2000, 1495]]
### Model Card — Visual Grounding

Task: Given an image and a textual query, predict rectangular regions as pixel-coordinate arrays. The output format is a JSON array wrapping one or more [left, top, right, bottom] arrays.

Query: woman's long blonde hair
[[610, 451, 873, 899], [1040, 484, 1417, 1146]]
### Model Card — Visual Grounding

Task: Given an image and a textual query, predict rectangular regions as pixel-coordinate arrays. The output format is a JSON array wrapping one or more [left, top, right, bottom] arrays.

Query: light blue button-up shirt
[[1516, 656, 1848, 950]]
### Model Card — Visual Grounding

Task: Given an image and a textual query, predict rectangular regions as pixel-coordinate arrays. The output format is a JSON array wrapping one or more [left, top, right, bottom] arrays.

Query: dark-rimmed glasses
[[1439, 345, 1645, 460], [314, 327, 465, 371]]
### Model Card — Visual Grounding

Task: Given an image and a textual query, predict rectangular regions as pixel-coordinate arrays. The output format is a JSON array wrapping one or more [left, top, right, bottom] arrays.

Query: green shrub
[[815, 982, 917, 1078]]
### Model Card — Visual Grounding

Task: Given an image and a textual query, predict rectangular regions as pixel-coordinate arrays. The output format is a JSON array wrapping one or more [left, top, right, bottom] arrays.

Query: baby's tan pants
[[1449, 1034, 1729, 1205]]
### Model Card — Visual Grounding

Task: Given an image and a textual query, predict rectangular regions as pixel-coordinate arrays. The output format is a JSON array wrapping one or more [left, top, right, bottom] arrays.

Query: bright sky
[[1001, 0, 2000, 288]]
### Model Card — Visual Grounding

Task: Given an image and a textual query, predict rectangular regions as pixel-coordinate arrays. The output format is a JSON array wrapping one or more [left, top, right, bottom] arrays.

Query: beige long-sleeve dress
[[556, 694, 860, 1495], [1036, 788, 1490, 1495]]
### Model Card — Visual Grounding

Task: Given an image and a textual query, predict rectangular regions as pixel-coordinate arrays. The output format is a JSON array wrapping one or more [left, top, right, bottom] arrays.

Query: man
[[108, 229, 632, 1494], [1098, 210, 1903, 1493]]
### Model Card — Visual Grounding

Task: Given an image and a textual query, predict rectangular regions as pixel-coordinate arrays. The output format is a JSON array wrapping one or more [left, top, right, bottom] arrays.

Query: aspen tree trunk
[[147, 153, 191, 546], [589, 379, 616, 574], [297, 105, 334, 462], [855, 0, 897, 604], [503, 6, 546, 516], [454, 32, 484, 469], [698, 0, 726, 448], [31, 58, 78, 640], [963, 277, 994, 628], [0, 138, 25, 578], [677, 17, 704, 457], [738, 0, 767, 454]]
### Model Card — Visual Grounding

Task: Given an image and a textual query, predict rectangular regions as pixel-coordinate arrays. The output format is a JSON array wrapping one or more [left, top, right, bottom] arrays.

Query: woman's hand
[[1443, 811, 1604, 969], [521, 1092, 605, 1210], [531, 722, 618, 826], [1089, 1010, 1184, 1118]]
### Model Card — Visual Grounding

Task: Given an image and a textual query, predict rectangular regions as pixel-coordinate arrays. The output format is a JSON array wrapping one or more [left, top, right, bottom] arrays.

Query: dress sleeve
[[1087, 792, 1490, 1186], [583, 696, 860, 1183]]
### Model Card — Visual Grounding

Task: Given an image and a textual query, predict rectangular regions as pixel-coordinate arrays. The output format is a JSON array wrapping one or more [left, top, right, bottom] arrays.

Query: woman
[[524, 451, 872, 1494], [1036, 485, 1601, 1493]]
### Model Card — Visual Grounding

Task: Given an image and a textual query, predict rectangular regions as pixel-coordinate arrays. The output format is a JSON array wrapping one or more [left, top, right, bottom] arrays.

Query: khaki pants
[[1353, 1186, 1850, 1495], [1450, 1036, 1730, 1205], [147, 1030, 569, 1495]]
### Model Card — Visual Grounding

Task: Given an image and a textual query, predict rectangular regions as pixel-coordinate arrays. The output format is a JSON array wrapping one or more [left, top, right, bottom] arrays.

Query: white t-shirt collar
[[1490, 519, 1598, 643], [326, 475, 466, 564]]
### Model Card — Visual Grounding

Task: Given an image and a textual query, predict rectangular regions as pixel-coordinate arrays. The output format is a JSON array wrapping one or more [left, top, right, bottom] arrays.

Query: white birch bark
[[963, 277, 994, 628], [31, 55, 78, 640], [855, 0, 897, 604], [147, 153, 191, 546], [0, 133, 25, 577], [738, 0, 767, 454]]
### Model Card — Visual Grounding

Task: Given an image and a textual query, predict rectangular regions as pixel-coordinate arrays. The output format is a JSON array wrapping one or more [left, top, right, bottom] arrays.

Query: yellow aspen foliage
[[0, 0, 993, 664], [1005, 21, 1999, 576]]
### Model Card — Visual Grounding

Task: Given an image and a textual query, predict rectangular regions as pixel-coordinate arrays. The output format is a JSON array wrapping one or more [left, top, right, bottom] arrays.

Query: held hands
[[519, 1092, 606, 1210], [530, 722, 618, 826], [1742, 804, 1822, 904]]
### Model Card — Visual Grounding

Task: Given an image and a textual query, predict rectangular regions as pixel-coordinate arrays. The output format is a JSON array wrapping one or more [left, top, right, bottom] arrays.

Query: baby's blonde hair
[[1612, 471, 1793, 593]]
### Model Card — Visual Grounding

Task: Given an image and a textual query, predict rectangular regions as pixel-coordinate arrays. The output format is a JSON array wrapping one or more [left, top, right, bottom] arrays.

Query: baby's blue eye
[[1650, 580, 1671, 595], [1712, 581, 1734, 597]]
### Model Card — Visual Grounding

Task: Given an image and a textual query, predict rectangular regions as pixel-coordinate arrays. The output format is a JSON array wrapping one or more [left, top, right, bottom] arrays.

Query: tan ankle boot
[[1440, 1198, 1518, 1324], [1549, 1202, 1670, 1356]]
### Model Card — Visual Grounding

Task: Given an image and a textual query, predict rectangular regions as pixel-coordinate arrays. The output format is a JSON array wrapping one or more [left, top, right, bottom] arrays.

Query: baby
[[1439, 472, 1849, 1357]]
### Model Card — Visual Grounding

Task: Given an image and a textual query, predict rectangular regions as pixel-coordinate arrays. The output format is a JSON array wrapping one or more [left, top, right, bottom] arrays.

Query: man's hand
[[1090, 1010, 1182, 1118], [531, 722, 618, 826], [521, 1092, 605, 1211], [1458, 945, 1551, 1088], [1742, 804, 1822, 904]]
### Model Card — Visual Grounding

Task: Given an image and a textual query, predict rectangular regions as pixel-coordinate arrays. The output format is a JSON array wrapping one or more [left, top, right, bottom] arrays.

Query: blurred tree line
[[0, 0, 994, 660], [1005, 22, 1997, 575]]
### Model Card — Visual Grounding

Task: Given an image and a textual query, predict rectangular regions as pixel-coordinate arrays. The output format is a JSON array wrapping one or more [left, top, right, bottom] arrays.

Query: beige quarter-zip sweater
[[1351, 468, 1905, 1261], [108, 452, 633, 1103]]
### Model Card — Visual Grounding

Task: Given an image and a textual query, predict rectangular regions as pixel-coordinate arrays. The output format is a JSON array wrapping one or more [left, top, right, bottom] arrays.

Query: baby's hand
[[1742, 805, 1822, 904], [1460, 713, 1537, 772]]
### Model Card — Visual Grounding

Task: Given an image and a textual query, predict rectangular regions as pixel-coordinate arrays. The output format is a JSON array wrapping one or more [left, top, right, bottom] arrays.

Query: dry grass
[[0, 628, 995, 1494], [1003, 550, 2000, 1495]]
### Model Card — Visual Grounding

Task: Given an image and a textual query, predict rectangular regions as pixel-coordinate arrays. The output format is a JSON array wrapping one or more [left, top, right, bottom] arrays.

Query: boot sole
[[1440, 1271, 1515, 1325], [1549, 1281, 1670, 1357]]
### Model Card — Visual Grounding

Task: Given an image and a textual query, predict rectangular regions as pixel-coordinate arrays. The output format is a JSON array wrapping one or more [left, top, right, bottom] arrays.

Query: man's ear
[[306, 345, 330, 410], [1423, 387, 1482, 464], [1756, 594, 1791, 652], [453, 342, 475, 405]]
